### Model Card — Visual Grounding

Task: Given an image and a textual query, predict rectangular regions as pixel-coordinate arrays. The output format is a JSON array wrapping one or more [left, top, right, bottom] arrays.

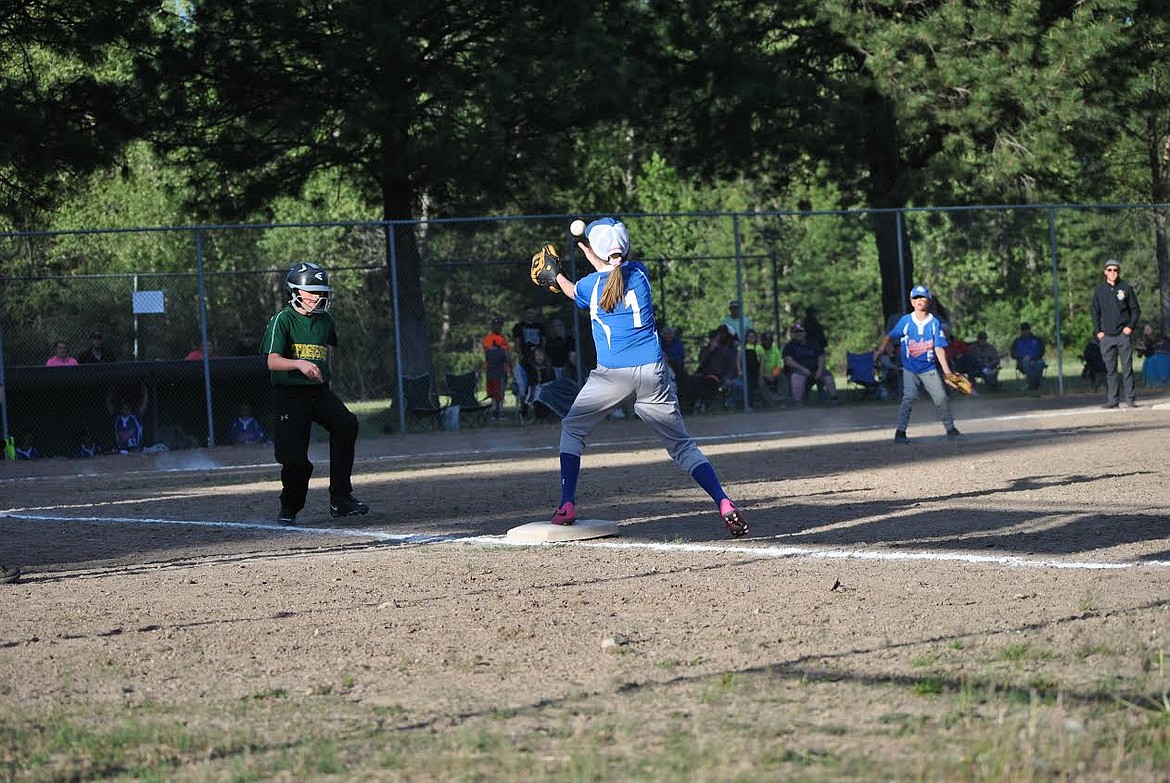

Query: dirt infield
[[2, 392, 1169, 780]]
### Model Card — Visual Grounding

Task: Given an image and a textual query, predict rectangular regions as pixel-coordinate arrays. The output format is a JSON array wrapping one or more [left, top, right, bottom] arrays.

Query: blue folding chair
[[846, 352, 882, 400]]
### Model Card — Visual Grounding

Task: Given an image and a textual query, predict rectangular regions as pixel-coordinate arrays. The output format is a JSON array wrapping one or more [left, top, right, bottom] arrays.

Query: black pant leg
[[311, 387, 359, 499], [272, 385, 315, 513]]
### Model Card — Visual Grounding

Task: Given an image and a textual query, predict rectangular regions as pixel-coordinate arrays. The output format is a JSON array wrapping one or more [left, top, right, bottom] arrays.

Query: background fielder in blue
[[544, 218, 747, 537], [874, 285, 962, 444]]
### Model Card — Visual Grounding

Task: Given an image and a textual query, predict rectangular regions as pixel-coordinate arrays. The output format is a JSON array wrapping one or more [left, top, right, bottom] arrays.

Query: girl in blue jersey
[[874, 285, 962, 444], [545, 218, 747, 537]]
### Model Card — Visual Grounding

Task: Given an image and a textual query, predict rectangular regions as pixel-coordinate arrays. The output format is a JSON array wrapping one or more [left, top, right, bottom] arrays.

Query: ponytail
[[599, 266, 626, 313]]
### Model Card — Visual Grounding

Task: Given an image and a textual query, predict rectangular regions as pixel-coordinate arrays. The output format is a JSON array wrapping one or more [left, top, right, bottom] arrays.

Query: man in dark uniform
[[1091, 259, 1141, 408], [260, 262, 368, 525]]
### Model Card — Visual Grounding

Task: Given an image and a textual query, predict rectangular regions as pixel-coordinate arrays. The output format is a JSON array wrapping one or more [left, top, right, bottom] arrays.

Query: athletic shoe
[[719, 498, 748, 538], [551, 501, 576, 526], [1102, 401, 1119, 409], [946, 427, 963, 438], [894, 430, 910, 444], [0, 565, 22, 585], [330, 495, 370, 518], [276, 508, 298, 526]]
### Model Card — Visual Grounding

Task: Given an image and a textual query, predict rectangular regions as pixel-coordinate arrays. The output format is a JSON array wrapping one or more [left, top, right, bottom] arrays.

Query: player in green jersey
[[260, 262, 369, 525]]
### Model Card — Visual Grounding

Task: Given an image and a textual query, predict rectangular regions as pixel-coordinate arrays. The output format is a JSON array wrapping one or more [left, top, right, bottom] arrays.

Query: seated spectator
[[660, 326, 687, 382], [877, 340, 901, 401], [679, 327, 736, 413], [742, 328, 764, 405], [1134, 323, 1164, 359], [969, 331, 1001, 390], [942, 326, 981, 384], [759, 331, 783, 395], [521, 346, 556, 411], [227, 403, 265, 445], [544, 319, 575, 380], [46, 339, 79, 367], [482, 316, 512, 420], [782, 321, 838, 404], [106, 383, 149, 454], [803, 306, 828, 351], [77, 329, 116, 363], [1010, 322, 1047, 389], [184, 339, 217, 361], [14, 431, 40, 460], [1083, 339, 1107, 392], [77, 426, 103, 458], [230, 328, 260, 357]]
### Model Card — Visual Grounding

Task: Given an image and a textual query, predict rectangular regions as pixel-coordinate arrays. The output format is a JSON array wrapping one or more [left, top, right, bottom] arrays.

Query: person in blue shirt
[[227, 402, 266, 445], [1009, 321, 1047, 390], [542, 218, 747, 537], [874, 285, 962, 444]]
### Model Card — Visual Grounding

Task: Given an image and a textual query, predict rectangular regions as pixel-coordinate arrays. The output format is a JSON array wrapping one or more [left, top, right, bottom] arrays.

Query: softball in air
[[570, 219, 586, 237]]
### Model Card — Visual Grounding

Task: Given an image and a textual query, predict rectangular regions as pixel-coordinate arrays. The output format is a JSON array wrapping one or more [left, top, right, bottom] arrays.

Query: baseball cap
[[791, 321, 806, 332], [728, 299, 741, 308], [585, 218, 629, 263], [909, 285, 931, 300]]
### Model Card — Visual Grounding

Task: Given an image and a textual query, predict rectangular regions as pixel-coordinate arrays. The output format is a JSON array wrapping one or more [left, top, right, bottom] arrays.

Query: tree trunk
[[860, 90, 914, 327], [380, 182, 431, 381], [1149, 113, 1170, 335]]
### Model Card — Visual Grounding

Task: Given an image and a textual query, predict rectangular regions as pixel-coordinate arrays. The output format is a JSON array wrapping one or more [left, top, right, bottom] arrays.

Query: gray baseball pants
[[560, 359, 708, 474], [896, 367, 955, 432]]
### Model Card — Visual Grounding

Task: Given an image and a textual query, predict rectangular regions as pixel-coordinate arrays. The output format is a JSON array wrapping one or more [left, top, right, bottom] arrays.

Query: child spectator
[[482, 316, 512, 420], [107, 383, 149, 454], [227, 403, 265, 445], [14, 431, 39, 460], [77, 427, 102, 458]]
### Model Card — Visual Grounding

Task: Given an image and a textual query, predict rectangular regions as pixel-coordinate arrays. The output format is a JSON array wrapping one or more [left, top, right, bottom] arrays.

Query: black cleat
[[276, 508, 298, 526], [894, 430, 910, 444], [330, 495, 370, 518]]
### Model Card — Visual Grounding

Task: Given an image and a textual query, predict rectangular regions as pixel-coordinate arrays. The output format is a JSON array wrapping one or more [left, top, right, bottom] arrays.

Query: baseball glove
[[529, 244, 562, 293], [944, 372, 974, 395]]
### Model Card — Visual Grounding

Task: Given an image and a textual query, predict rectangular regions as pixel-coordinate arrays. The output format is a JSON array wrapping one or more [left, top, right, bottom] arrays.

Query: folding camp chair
[[846, 352, 882, 400], [403, 374, 447, 430], [444, 371, 492, 427]]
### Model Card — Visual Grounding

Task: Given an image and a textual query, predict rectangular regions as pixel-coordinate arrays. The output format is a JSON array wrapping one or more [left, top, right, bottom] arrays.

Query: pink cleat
[[552, 501, 577, 526], [719, 498, 748, 538]]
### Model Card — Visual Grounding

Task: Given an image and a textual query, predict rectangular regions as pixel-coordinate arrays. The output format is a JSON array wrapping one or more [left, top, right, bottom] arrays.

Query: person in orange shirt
[[482, 316, 513, 420]]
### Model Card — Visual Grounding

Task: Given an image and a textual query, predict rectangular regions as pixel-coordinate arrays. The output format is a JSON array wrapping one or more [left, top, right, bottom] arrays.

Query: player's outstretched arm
[[556, 274, 576, 299]]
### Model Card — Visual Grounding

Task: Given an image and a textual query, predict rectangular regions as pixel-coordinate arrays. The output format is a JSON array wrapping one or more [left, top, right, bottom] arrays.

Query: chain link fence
[[1, 205, 1165, 457]]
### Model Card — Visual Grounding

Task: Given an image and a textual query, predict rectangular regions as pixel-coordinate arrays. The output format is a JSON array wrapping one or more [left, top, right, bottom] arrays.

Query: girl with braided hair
[[541, 218, 748, 537]]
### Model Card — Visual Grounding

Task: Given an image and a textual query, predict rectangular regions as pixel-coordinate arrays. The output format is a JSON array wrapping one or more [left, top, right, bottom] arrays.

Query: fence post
[[195, 229, 216, 447], [896, 209, 907, 312], [387, 222, 406, 434], [733, 214, 748, 412], [0, 323, 8, 442], [771, 250, 780, 338], [1048, 207, 1064, 397]]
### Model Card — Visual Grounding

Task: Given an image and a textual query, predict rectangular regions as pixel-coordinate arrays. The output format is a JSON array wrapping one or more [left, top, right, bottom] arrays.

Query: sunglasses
[[1105, 267, 1119, 272]]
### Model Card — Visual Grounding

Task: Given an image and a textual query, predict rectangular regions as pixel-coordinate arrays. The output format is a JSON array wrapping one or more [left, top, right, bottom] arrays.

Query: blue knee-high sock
[[560, 452, 581, 505], [690, 462, 728, 505]]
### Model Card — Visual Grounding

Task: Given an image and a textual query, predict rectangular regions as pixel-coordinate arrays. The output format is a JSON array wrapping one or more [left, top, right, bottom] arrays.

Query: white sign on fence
[[132, 290, 165, 314]]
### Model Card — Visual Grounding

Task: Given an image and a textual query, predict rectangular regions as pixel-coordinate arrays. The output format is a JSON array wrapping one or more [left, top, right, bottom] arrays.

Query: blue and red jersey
[[888, 313, 948, 374]]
